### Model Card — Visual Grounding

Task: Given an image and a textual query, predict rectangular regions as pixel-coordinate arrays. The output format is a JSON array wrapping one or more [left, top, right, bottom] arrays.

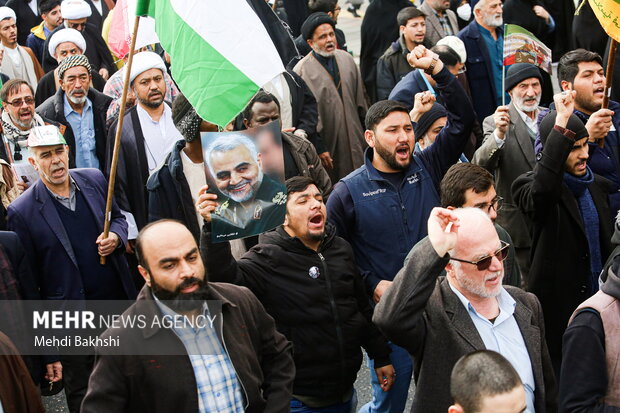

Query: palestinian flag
[[136, 0, 285, 127], [503, 24, 552, 74]]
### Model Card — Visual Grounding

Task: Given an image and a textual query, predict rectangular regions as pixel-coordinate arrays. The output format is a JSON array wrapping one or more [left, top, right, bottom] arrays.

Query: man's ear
[[560, 80, 572, 91], [364, 129, 376, 147], [448, 404, 465, 413], [399, 24, 406, 35], [27, 156, 37, 169], [138, 265, 151, 287], [306, 38, 314, 49], [243, 118, 251, 129]]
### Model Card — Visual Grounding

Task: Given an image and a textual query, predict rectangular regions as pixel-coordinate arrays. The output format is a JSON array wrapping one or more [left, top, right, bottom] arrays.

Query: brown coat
[[293, 50, 368, 183]]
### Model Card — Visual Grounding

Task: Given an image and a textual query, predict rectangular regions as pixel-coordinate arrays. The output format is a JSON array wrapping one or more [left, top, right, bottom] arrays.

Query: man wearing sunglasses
[[373, 207, 557, 413]]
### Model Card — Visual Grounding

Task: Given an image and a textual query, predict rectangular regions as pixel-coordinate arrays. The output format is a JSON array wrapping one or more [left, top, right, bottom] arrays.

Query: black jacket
[[201, 223, 391, 401], [36, 87, 112, 170], [376, 36, 415, 101], [513, 128, 614, 372], [6, 0, 41, 47]]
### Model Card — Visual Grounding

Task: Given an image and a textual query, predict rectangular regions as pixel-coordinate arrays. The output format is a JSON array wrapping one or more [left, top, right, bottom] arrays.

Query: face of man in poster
[[209, 142, 263, 204]]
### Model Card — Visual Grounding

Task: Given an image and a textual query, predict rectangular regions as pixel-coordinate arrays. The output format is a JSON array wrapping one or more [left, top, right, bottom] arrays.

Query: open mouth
[[485, 273, 501, 285], [325, 43, 335, 51], [180, 283, 198, 294], [395, 145, 410, 160], [309, 213, 324, 229], [51, 167, 65, 178], [594, 87, 605, 97], [228, 181, 249, 193]]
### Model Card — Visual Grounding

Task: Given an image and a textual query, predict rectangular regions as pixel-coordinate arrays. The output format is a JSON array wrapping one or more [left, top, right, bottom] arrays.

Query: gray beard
[[68, 95, 87, 105], [314, 48, 335, 58]]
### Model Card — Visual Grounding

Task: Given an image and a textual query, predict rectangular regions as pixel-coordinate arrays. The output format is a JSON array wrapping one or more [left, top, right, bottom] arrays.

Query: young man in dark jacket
[[198, 176, 394, 412]]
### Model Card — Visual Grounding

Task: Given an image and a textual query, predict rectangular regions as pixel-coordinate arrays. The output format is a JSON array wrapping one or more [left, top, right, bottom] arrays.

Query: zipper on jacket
[[219, 313, 250, 410], [318, 252, 347, 394]]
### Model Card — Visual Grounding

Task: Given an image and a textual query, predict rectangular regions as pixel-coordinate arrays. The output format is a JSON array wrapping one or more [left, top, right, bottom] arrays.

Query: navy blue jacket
[[7, 169, 136, 300], [388, 69, 440, 109], [327, 66, 475, 294], [458, 21, 501, 123]]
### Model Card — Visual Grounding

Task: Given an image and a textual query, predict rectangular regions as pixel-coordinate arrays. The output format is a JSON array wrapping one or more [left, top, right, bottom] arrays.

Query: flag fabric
[[588, 0, 620, 43], [136, 0, 285, 127], [108, 0, 160, 59], [503, 24, 552, 74]]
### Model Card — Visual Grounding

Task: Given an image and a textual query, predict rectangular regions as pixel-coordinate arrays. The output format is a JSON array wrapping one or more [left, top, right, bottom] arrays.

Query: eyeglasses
[[475, 196, 503, 214], [5, 97, 34, 107], [450, 241, 510, 271]]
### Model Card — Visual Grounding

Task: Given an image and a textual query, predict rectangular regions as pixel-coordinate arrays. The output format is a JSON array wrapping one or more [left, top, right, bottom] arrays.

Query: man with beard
[[198, 176, 394, 412], [327, 44, 475, 413], [557, 49, 620, 217], [472, 63, 543, 284], [7, 125, 136, 412], [36, 54, 111, 171], [293, 12, 368, 183], [108, 51, 183, 244], [373, 207, 557, 413], [205, 133, 287, 241], [80, 219, 295, 412], [458, 0, 505, 123], [513, 91, 613, 376], [419, 0, 459, 46], [0, 7, 44, 92]]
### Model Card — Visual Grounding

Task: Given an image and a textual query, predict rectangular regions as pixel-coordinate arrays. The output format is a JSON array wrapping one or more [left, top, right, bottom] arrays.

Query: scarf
[[564, 166, 602, 293], [1, 110, 45, 162]]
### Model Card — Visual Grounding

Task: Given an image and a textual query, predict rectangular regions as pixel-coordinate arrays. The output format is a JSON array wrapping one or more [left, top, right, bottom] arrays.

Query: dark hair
[[558, 49, 603, 89], [39, 0, 61, 15], [365, 100, 409, 131], [440, 163, 494, 208], [432, 44, 461, 67], [450, 350, 523, 413], [0, 79, 34, 103], [308, 0, 338, 14], [242, 90, 281, 123], [286, 176, 320, 197], [135, 219, 185, 270], [397, 6, 425, 26]]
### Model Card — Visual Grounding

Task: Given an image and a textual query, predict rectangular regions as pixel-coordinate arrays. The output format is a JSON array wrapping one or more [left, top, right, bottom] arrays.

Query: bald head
[[135, 220, 198, 271], [450, 208, 497, 257]]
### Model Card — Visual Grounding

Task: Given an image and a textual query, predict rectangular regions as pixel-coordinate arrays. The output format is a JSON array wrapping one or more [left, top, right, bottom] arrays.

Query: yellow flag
[[589, 0, 620, 42]]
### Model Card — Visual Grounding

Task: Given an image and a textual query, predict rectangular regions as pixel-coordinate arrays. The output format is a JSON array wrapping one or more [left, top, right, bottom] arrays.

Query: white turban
[[436, 36, 467, 64], [0, 7, 16, 22], [60, 0, 92, 20], [48, 28, 87, 58], [129, 51, 166, 84]]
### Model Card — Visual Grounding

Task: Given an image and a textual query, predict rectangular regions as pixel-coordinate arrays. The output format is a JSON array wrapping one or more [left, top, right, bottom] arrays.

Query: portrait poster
[[202, 120, 287, 242]]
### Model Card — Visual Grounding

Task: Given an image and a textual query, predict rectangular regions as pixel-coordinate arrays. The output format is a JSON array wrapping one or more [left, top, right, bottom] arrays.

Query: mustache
[[175, 277, 203, 294], [226, 179, 250, 191]]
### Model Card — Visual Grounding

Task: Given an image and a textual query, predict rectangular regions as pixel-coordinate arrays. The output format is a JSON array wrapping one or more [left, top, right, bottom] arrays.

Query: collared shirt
[[435, 10, 454, 36], [136, 104, 182, 172], [477, 23, 505, 106], [448, 283, 536, 413], [47, 177, 79, 211], [494, 107, 539, 147], [153, 297, 245, 413], [64, 94, 99, 169]]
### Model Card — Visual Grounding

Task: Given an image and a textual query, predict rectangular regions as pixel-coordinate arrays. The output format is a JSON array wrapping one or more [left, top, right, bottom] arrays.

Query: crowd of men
[[0, 0, 619, 412]]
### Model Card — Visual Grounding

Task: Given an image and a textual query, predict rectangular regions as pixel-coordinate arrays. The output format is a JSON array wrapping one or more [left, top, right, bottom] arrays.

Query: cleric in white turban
[[47, 28, 87, 59], [129, 51, 167, 85], [60, 0, 92, 20]]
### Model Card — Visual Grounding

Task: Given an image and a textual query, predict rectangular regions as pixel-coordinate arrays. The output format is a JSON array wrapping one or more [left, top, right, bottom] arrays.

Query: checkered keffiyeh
[[57, 54, 92, 80]]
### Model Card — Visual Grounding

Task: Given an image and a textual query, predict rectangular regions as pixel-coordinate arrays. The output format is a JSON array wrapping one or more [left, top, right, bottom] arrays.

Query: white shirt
[[27, 0, 37, 15], [4, 45, 21, 67], [136, 103, 182, 172], [494, 107, 539, 148], [180, 149, 207, 228], [91, 0, 103, 15]]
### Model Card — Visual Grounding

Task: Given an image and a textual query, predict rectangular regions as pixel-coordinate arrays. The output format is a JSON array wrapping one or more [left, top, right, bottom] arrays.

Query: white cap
[[48, 28, 87, 58], [0, 7, 16, 22], [436, 35, 467, 64], [60, 0, 92, 20], [129, 51, 166, 84], [27, 125, 67, 148]]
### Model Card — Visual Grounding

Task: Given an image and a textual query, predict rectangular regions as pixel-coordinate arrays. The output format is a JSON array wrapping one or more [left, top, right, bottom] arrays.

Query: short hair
[[473, 0, 487, 12], [397, 6, 425, 26], [432, 44, 461, 67], [308, 0, 338, 14], [135, 219, 184, 270], [451, 350, 523, 413], [0, 79, 34, 103], [242, 90, 281, 123], [286, 175, 320, 197], [365, 100, 410, 131], [558, 49, 603, 89], [204, 134, 259, 178], [39, 0, 60, 15], [440, 163, 495, 208]]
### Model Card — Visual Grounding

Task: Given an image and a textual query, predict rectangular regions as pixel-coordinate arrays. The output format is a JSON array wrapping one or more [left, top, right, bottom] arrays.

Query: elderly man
[[37, 54, 111, 171], [26, 0, 62, 64], [199, 175, 394, 412], [458, 0, 505, 123], [81, 220, 295, 413], [0, 7, 44, 92], [41, 0, 115, 79], [35, 28, 107, 105], [472, 63, 543, 284], [376, 6, 428, 101], [513, 91, 614, 375], [7, 125, 136, 412], [109, 51, 183, 241], [293, 12, 368, 183], [373, 207, 557, 413], [419, 0, 459, 46], [204, 133, 287, 241]]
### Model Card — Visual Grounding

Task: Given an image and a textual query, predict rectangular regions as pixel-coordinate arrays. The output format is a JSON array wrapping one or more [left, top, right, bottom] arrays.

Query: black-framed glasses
[[451, 241, 510, 271], [6, 97, 34, 107], [476, 196, 503, 214]]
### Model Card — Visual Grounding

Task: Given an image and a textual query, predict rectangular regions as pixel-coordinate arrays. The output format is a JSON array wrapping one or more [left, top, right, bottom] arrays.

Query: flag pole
[[100, 15, 141, 264], [502, 24, 506, 107], [602, 39, 617, 110]]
